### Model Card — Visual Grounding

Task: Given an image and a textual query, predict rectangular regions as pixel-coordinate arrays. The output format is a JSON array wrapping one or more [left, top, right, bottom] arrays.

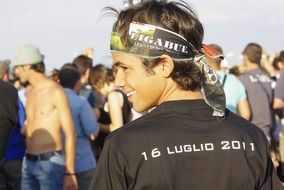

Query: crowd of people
[[1, 0, 284, 189], [0, 43, 136, 189]]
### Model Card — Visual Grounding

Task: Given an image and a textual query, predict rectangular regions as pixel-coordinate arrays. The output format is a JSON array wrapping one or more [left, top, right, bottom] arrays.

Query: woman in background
[[89, 64, 132, 132], [89, 64, 132, 161]]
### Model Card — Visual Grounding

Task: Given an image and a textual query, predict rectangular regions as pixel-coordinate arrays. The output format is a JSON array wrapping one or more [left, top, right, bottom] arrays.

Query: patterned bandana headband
[[110, 22, 226, 117], [111, 22, 198, 59]]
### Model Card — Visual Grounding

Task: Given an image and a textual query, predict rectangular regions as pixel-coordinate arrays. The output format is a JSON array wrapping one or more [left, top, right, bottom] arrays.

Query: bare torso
[[25, 81, 63, 154]]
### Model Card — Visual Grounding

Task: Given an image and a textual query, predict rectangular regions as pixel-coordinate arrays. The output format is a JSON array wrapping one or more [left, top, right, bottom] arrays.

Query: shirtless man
[[14, 44, 78, 190]]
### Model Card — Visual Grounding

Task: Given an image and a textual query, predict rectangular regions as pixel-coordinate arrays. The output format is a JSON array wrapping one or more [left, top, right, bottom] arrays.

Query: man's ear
[[242, 54, 249, 63], [23, 64, 31, 70], [85, 68, 90, 78], [156, 54, 174, 78], [2, 73, 9, 82], [277, 61, 283, 70], [74, 80, 81, 94]]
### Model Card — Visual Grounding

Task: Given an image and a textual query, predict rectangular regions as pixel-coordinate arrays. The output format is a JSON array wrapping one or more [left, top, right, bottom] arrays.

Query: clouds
[[189, 0, 284, 65], [1, 0, 122, 70], [0, 0, 283, 71], [192, 0, 284, 24], [3, 0, 117, 37]]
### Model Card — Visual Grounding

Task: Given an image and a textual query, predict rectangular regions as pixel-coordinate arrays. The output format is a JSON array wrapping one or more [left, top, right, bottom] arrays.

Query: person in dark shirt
[[89, 64, 132, 132], [90, 1, 283, 189], [0, 60, 18, 161], [1, 59, 26, 190], [89, 64, 132, 161], [0, 82, 18, 158], [238, 43, 274, 141], [0, 81, 19, 190]]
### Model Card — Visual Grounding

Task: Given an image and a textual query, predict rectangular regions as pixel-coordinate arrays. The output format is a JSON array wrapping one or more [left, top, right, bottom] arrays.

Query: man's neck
[[211, 65, 221, 71], [245, 62, 259, 71], [158, 81, 203, 104], [28, 70, 47, 88]]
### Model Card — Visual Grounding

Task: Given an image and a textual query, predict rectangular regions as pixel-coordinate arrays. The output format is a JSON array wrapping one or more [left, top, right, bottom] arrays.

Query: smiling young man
[[90, 1, 283, 189]]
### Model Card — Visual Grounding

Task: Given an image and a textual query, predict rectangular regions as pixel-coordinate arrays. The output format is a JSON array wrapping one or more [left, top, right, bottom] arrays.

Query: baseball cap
[[14, 44, 43, 66], [205, 44, 224, 59], [0, 59, 11, 78]]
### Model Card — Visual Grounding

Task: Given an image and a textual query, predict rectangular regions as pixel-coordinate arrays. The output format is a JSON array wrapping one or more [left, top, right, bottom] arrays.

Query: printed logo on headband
[[110, 22, 196, 59]]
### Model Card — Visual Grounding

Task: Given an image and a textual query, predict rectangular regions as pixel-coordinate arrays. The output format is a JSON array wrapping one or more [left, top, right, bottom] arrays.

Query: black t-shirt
[[90, 100, 283, 190], [0, 81, 18, 160]]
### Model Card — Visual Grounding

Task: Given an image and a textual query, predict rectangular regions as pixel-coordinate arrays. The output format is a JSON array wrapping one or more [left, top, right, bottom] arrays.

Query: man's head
[[89, 64, 115, 96], [206, 44, 224, 70], [280, 50, 284, 59], [279, 50, 284, 66], [242, 43, 262, 66], [272, 51, 284, 71], [13, 44, 45, 83], [109, 0, 205, 112], [0, 60, 11, 81], [58, 63, 81, 93], [72, 55, 93, 85]]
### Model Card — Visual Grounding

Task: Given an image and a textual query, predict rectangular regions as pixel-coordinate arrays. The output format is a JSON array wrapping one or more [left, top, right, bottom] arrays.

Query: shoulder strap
[[221, 74, 227, 87], [250, 74, 272, 105], [112, 89, 132, 124]]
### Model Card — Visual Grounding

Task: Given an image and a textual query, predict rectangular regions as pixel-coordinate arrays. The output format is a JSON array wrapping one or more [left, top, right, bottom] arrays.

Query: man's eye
[[120, 66, 128, 71]]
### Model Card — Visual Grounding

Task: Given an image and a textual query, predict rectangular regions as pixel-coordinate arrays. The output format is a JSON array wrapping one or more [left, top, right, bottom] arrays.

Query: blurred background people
[[89, 64, 132, 132], [273, 52, 284, 110], [238, 43, 274, 142], [0, 60, 21, 190], [206, 44, 251, 120], [73, 55, 108, 120], [272, 51, 284, 179], [89, 64, 132, 161], [13, 44, 77, 189], [58, 64, 99, 190]]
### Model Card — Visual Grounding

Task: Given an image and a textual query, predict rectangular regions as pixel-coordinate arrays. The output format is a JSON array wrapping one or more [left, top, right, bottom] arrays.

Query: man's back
[[64, 88, 98, 172], [217, 71, 247, 113], [0, 80, 18, 159], [274, 70, 284, 101], [91, 100, 281, 190], [238, 69, 273, 135]]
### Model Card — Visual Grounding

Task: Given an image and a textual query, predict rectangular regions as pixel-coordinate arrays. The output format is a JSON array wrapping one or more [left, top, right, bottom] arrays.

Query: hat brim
[[202, 44, 224, 60]]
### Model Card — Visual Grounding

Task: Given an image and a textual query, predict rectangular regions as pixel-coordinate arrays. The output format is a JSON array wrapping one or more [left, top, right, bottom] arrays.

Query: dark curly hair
[[106, 0, 204, 90]]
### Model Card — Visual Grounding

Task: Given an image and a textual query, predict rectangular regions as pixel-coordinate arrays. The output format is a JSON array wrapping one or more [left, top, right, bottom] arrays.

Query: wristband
[[65, 173, 75, 176]]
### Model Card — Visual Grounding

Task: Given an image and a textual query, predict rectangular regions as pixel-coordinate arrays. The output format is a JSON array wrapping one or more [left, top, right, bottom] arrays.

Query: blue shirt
[[4, 99, 26, 161], [216, 71, 247, 113], [64, 88, 98, 173]]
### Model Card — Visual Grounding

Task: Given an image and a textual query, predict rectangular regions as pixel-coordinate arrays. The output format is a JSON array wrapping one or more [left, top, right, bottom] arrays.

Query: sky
[[0, 0, 283, 74]]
